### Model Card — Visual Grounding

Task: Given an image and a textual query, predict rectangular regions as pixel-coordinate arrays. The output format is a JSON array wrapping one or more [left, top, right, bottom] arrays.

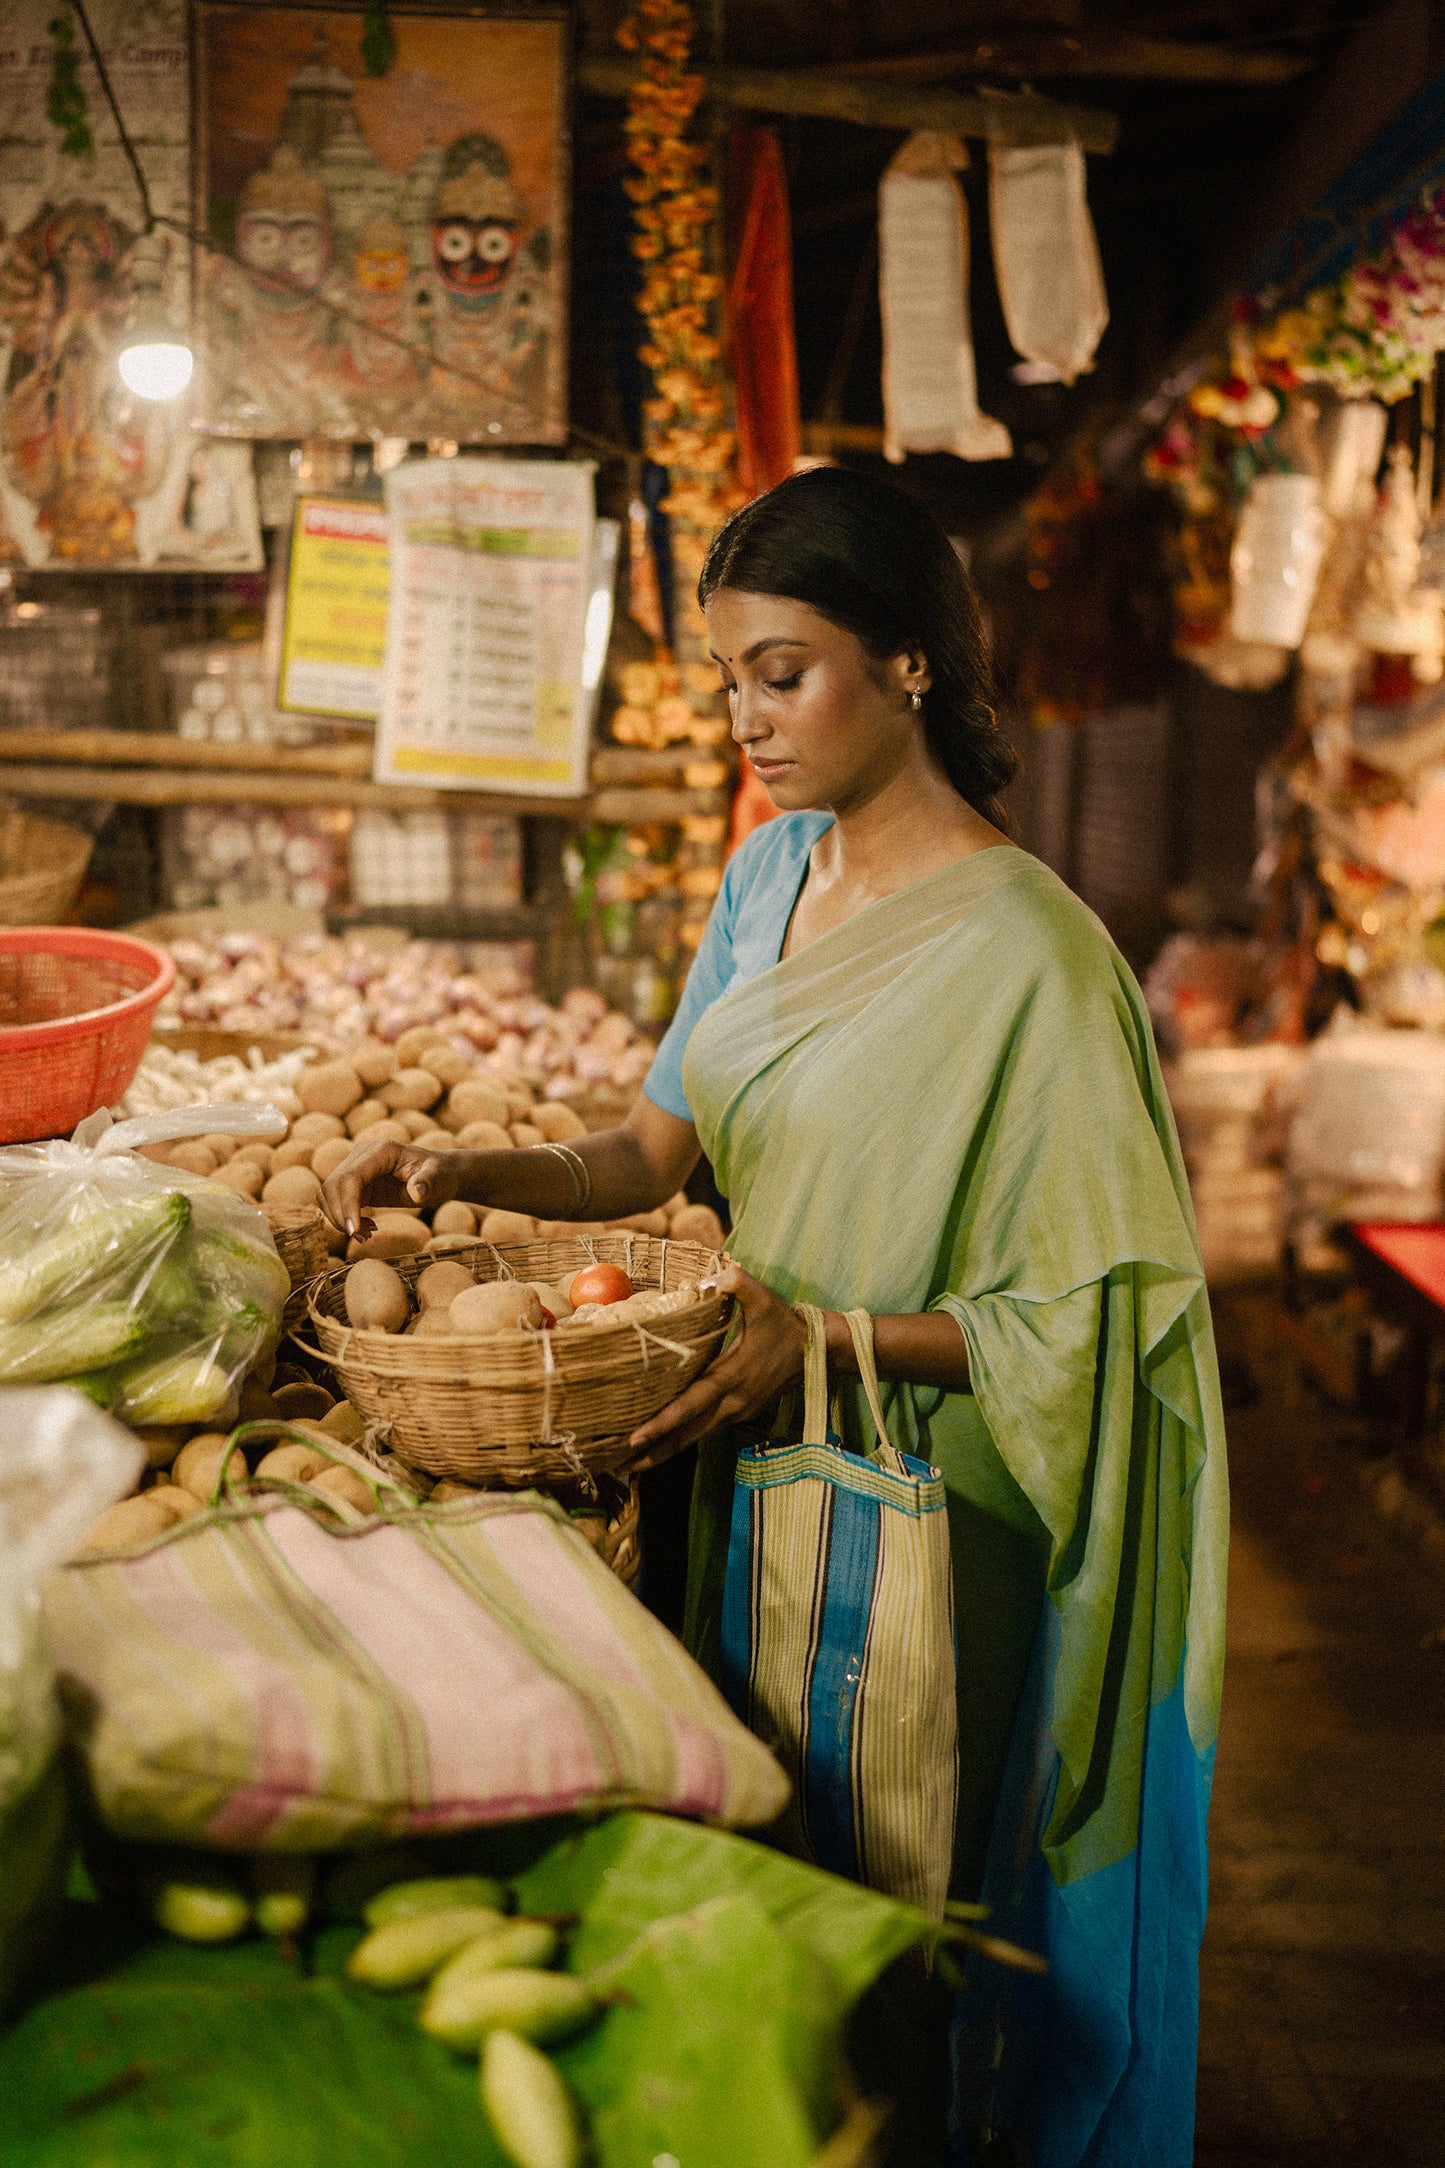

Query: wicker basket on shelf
[[264, 1204, 332, 1328], [0, 809, 93, 926], [569, 1474, 642, 1589], [301, 1233, 729, 1485]]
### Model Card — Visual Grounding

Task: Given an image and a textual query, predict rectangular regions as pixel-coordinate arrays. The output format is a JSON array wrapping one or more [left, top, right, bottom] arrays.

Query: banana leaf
[[0, 1813, 940, 2167]]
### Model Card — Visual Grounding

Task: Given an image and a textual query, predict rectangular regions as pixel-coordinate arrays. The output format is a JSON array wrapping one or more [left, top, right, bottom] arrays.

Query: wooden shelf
[[0, 758, 590, 821], [0, 729, 373, 777]]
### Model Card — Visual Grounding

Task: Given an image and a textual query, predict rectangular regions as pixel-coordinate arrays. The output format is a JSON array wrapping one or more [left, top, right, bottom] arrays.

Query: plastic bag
[[0, 1103, 289, 1430], [988, 139, 1108, 385], [0, 1386, 140, 2011]]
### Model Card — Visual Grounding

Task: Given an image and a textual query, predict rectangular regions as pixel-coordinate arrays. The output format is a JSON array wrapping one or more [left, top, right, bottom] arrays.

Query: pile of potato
[[140, 1022, 725, 1258], [343, 1255, 706, 1344]]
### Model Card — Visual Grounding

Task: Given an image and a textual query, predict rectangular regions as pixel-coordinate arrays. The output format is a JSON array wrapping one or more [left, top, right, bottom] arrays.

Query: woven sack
[[720, 1306, 958, 1918], [44, 1470, 787, 1852]]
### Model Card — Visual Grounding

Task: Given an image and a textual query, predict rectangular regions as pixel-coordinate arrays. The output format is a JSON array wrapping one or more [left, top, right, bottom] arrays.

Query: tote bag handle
[[795, 1302, 900, 1470]]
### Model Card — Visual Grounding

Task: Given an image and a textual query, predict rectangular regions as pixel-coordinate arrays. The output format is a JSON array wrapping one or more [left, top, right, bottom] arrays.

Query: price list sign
[[374, 458, 596, 796]]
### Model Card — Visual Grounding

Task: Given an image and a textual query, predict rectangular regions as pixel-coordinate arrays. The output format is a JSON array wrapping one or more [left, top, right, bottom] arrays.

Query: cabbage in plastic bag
[[0, 1105, 290, 1431]]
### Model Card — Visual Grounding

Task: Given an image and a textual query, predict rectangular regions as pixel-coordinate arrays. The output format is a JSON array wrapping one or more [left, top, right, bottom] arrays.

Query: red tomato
[[568, 1263, 633, 1308]]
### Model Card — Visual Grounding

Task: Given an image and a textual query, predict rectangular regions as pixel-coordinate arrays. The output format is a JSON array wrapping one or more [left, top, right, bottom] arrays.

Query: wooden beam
[[0, 763, 589, 820], [802, 420, 886, 454], [812, 33, 1311, 88], [577, 54, 1118, 155], [0, 729, 372, 777]]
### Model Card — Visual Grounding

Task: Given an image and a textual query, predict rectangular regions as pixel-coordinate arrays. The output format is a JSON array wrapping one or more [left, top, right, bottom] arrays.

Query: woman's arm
[[318, 1095, 701, 1235], [628, 1264, 969, 1468]]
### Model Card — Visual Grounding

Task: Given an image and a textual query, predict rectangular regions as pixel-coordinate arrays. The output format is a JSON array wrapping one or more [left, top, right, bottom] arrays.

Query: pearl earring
[[909, 689, 923, 711]]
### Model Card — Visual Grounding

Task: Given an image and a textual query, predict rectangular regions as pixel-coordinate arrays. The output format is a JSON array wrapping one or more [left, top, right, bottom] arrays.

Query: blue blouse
[[644, 811, 833, 1122]]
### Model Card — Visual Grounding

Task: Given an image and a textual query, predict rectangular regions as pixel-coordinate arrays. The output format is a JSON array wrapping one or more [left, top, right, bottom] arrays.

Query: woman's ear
[[889, 647, 932, 702]]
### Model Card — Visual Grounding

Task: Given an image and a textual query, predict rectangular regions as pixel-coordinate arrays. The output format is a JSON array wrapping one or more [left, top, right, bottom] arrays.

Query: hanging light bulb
[[117, 229, 193, 402]]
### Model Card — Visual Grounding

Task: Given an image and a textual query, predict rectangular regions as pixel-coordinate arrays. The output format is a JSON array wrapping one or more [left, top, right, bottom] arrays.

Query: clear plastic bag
[[0, 1103, 290, 1429], [1, 1387, 141, 2010]]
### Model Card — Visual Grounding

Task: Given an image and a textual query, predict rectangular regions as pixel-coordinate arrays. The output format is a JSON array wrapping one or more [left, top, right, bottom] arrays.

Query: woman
[[321, 466, 1228, 2168]]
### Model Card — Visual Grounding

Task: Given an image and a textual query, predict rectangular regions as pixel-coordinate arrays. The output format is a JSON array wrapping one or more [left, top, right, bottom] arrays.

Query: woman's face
[[705, 589, 927, 813]]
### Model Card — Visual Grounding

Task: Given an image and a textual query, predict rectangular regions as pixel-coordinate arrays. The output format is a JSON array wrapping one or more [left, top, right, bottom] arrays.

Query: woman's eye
[[765, 672, 802, 694]]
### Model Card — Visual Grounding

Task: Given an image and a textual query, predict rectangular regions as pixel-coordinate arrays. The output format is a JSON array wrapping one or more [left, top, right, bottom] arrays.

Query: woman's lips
[[750, 756, 795, 779]]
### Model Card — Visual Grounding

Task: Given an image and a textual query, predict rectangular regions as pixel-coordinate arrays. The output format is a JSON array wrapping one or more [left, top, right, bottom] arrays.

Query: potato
[[348, 1226, 427, 1263], [354, 1118, 411, 1151], [409, 1307, 460, 1339], [529, 1281, 574, 1321], [447, 1080, 511, 1132], [430, 1478, 479, 1502], [411, 1130, 455, 1154], [132, 1424, 189, 1471], [263, 1165, 322, 1210], [256, 1443, 329, 1484], [200, 1134, 239, 1163], [347, 1098, 390, 1137], [273, 1381, 335, 1422], [174, 1432, 242, 1501], [145, 1483, 204, 1523], [431, 1200, 478, 1237], [237, 1375, 279, 1423], [395, 1107, 433, 1139], [166, 1141, 219, 1178], [308, 1464, 378, 1515], [351, 1039, 398, 1090], [450, 1281, 543, 1335], [290, 1111, 346, 1146], [416, 1259, 475, 1310], [457, 1121, 513, 1153], [232, 1143, 276, 1174], [478, 1209, 536, 1244], [619, 1209, 670, 1237], [510, 1123, 546, 1150], [345, 1259, 411, 1333], [310, 1136, 354, 1182], [664, 1192, 689, 1219], [384, 1068, 443, 1112], [78, 1494, 177, 1554], [215, 1159, 264, 1200], [394, 1024, 445, 1067], [531, 1102, 588, 1143], [423, 1233, 482, 1256], [417, 1043, 471, 1088], [270, 1136, 317, 1173], [297, 1060, 365, 1118], [318, 1400, 366, 1444], [671, 1203, 726, 1247]]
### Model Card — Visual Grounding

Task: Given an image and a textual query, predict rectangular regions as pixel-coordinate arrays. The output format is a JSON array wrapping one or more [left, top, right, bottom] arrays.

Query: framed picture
[[191, 3, 569, 444]]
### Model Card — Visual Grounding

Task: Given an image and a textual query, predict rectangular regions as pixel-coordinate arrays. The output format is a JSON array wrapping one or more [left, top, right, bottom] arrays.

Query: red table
[[1344, 1222, 1445, 1508]]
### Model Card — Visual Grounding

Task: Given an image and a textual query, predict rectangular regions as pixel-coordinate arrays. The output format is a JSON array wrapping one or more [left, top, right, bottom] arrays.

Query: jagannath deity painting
[[193, 6, 568, 443]]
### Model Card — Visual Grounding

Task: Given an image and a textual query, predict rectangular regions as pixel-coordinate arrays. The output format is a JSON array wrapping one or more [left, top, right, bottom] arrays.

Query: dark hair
[[698, 465, 1015, 825]]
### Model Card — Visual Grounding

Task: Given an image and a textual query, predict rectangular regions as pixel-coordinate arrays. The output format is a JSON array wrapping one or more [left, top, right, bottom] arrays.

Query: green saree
[[675, 841, 1228, 2167]]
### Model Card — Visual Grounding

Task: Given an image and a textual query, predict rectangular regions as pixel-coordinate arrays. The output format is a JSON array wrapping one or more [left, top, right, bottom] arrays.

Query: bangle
[[542, 1142, 592, 1211]]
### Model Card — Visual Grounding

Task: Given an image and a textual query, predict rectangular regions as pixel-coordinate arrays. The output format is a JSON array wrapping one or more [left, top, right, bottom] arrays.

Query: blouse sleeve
[[642, 861, 741, 1122]]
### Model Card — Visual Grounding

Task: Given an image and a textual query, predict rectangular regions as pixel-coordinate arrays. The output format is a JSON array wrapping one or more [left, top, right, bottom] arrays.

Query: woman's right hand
[[318, 1135, 463, 1237]]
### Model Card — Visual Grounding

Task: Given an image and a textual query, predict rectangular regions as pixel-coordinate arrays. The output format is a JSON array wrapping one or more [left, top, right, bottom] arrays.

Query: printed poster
[[278, 495, 390, 718], [0, 0, 261, 569], [375, 457, 595, 796], [193, 4, 569, 444]]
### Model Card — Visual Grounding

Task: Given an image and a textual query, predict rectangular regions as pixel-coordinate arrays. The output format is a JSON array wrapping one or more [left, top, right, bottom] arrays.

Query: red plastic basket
[[0, 930, 176, 1143]]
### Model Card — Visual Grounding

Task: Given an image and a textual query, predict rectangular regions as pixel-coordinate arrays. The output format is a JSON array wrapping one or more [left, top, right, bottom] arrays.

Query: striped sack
[[720, 1307, 958, 1917], [43, 1488, 788, 1851]]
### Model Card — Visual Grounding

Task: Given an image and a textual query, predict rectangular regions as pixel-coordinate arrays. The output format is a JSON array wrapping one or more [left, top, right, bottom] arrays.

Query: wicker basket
[[0, 809, 93, 925], [264, 1205, 331, 1329], [301, 1234, 729, 1485], [577, 1475, 642, 1589]]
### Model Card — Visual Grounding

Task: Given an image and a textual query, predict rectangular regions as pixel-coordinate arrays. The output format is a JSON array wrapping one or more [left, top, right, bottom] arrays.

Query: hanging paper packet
[[878, 131, 1012, 464], [0, 1103, 290, 1428], [988, 137, 1108, 385]]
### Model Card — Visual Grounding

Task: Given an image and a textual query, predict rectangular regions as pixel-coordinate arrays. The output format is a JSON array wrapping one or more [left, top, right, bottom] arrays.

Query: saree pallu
[[680, 846, 1228, 2168]]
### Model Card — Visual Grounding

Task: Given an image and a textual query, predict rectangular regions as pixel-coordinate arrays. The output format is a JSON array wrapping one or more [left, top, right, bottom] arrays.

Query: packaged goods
[[0, 1388, 140, 2013], [0, 1104, 289, 1425]]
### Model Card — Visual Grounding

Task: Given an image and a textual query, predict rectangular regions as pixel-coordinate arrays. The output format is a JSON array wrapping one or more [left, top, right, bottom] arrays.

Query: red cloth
[[1352, 1222, 1445, 1312], [726, 128, 801, 499], [726, 753, 782, 859]]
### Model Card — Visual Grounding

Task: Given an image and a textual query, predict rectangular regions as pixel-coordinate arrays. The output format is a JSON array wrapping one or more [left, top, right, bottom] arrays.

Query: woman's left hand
[[629, 1262, 806, 1470]]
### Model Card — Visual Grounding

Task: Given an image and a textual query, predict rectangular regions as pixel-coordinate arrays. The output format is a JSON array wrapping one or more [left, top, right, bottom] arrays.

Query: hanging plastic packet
[[0, 1102, 290, 1428], [0, 1386, 140, 2011], [988, 138, 1108, 386], [879, 131, 1012, 463]]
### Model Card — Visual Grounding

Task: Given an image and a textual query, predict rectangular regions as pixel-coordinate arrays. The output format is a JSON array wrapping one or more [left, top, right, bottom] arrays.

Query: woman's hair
[[698, 465, 1015, 825]]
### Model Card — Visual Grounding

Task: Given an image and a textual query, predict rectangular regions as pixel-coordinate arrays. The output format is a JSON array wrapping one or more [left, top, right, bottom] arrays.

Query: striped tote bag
[[720, 1306, 958, 1917]]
